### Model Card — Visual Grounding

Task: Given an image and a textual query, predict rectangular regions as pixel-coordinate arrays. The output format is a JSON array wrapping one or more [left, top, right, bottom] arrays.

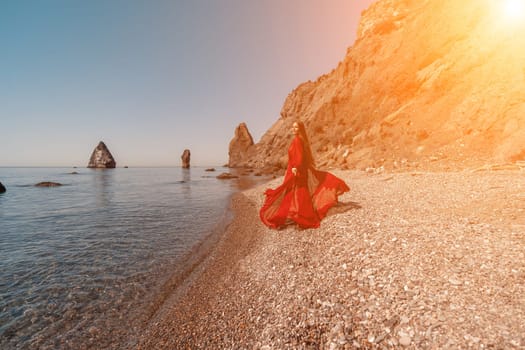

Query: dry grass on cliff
[[134, 169, 525, 350]]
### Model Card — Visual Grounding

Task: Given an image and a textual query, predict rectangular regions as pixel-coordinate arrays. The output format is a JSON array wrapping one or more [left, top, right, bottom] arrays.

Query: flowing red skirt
[[259, 168, 350, 229]]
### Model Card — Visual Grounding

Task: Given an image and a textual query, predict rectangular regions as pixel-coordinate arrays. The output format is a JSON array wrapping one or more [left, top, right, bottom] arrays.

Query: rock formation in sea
[[0, 182, 6, 193], [181, 149, 191, 168], [228, 122, 255, 167], [88, 141, 116, 168], [235, 0, 525, 171], [216, 172, 239, 180], [35, 182, 62, 187]]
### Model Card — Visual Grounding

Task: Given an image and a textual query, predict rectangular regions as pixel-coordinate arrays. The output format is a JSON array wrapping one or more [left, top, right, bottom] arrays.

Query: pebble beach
[[134, 169, 525, 349]]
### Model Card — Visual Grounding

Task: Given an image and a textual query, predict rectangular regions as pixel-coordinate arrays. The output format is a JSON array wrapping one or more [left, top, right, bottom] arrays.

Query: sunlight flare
[[502, 0, 525, 21]]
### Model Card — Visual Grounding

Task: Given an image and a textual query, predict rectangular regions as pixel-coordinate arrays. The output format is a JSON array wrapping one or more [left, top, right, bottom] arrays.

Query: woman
[[260, 121, 350, 229]]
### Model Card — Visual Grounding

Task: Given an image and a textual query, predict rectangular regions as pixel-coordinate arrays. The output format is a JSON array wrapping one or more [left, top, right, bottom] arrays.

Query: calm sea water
[[0, 167, 262, 349]]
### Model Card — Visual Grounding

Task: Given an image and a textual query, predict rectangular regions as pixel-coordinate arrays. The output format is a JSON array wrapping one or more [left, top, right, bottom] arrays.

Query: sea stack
[[88, 141, 116, 168], [228, 122, 255, 167], [181, 149, 191, 168], [0, 182, 6, 193]]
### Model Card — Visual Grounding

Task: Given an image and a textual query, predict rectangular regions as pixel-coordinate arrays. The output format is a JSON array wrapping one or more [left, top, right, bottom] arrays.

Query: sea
[[0, 167, 267, 349]]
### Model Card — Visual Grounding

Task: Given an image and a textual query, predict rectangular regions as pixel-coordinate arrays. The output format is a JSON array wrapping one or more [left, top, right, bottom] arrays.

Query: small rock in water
[[0, 181, 6, 193], [216, 172, 238, 180], [35, 182, 62, 187]]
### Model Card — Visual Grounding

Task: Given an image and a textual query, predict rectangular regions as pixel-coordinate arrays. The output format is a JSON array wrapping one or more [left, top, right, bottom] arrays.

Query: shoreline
[[133, 190, 268, 348], [125, 170, 273, 348], [133, 169, 525, 349], [130, 196, 235, 332]]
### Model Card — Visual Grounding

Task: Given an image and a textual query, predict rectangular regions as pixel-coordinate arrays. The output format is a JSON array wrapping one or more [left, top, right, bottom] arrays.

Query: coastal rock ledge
[[88, 141, 116, 168]]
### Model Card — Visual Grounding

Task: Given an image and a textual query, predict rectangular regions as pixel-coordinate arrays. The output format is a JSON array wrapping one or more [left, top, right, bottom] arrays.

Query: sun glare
[[502, 0, 525, 20]]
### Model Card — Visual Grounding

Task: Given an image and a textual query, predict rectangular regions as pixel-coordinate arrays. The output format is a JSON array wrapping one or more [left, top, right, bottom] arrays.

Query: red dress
[[260, 136, 350, 229]]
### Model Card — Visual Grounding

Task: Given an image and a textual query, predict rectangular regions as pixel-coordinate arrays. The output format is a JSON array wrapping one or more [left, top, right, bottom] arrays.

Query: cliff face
[[243, 0, 525, 171]]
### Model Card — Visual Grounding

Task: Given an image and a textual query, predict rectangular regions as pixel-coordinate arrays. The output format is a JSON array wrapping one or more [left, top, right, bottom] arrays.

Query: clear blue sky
[[1, 0, 375, 167]]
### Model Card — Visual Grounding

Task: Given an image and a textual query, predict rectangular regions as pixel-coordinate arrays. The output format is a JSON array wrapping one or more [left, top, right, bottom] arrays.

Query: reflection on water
[[92, 168, 114, 207], [181, 168, 191, 199]]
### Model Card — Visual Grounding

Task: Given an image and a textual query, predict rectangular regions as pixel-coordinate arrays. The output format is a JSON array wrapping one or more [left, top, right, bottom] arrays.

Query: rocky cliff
[[240, 0, 525, 171], [88, 141, 116, 168]]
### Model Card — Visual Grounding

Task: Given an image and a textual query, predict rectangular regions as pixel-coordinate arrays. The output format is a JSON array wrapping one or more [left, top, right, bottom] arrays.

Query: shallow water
[[0, 167, 259, 349]]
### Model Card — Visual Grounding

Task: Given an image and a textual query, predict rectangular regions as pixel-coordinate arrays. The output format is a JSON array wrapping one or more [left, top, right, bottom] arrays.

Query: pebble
[[88, 326, 99, 336], [400, 316, 410, 324], [399, 336, 411, 346], [449, 278, 462, 286]]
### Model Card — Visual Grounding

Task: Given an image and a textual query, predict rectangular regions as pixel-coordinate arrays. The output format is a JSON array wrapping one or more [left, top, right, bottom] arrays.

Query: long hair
[[296, 121, 316, 167]]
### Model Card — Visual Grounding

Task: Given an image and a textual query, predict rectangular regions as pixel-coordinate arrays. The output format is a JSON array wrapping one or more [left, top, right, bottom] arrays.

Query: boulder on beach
[[35, 182, 62, 187], [181, 149, 191, 169], [88, 141, 116, 168], [0, 182, 6, 193]]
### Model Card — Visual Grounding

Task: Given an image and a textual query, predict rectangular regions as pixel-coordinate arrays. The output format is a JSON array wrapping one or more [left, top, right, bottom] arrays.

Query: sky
[[0, 0, 376, 167]]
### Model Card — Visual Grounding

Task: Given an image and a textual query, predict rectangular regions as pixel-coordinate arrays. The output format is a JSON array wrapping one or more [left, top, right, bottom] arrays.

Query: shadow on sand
[[326, 200, 362, 217], [275, 200, 362, 231]]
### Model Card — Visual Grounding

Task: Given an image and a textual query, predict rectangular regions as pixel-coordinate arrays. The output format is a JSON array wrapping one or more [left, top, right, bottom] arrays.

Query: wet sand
[[133, 170, 525, 349]]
